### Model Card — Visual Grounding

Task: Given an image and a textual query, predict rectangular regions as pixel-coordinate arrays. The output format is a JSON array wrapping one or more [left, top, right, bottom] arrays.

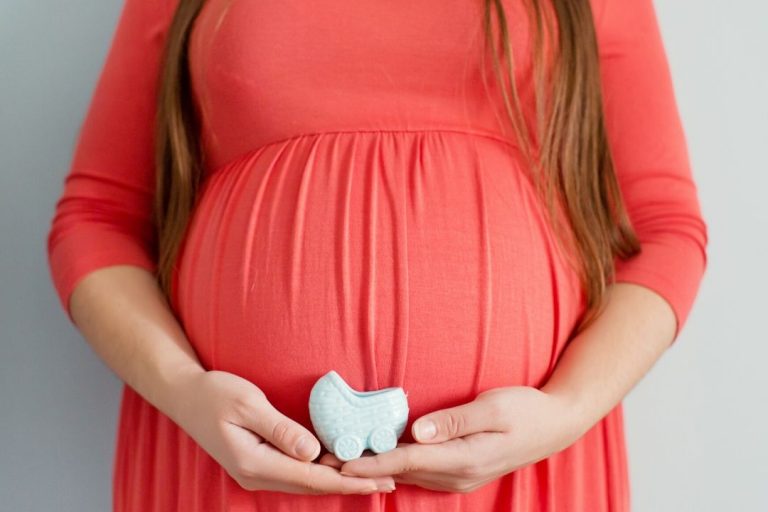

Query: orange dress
[[46, 0, 708, 510]]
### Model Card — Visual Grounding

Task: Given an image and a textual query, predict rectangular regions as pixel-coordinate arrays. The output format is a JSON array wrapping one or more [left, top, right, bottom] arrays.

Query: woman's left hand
[[318, 386, 590, 493]]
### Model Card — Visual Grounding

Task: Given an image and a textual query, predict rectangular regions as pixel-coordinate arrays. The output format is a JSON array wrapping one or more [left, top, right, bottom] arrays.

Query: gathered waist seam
[[258, 127, 521, 152], [206, 127, 524, 176]]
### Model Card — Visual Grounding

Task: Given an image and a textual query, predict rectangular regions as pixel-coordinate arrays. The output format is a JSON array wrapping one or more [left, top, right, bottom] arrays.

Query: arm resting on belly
[[69, 265, 206, 423], [332, 282, 680, 489], [541, 282, 677, 435], [68, 266, 395, 494]]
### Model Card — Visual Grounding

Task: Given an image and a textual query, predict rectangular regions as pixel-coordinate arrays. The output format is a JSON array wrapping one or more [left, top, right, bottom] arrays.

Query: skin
[[69, 266, 396, 495], [320, 282, 677, 493], [70, 266, 675, 495]]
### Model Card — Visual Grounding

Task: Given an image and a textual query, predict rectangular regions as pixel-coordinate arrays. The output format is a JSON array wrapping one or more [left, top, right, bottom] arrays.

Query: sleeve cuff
[[47, 229, 158, 325], [611, 236, 707, 343]]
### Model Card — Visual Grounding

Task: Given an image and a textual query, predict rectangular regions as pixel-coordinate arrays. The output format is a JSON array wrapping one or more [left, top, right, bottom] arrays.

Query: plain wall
[[1, 1, 765, 510]]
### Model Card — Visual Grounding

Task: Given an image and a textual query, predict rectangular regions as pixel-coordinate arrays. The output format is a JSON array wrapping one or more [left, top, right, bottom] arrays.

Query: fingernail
[[415, 420, 436, 440], [376, 480, 396, 492], [296, 436, 316, 458]]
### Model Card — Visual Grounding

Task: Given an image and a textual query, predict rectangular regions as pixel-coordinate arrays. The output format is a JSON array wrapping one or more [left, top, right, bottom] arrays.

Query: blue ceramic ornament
[[308, 370, 409, 461]]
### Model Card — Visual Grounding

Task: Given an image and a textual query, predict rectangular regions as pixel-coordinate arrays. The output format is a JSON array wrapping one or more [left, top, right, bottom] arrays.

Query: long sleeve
[[46, 0, 177, 324], [594, 0, 709, 342]]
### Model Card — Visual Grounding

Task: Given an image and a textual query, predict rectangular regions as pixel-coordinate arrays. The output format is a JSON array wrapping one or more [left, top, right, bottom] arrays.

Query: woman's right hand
[[171, 369, 395, 495]]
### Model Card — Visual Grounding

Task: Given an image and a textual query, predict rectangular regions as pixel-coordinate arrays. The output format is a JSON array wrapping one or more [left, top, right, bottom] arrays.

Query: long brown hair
[[153, 0, 641, 335]]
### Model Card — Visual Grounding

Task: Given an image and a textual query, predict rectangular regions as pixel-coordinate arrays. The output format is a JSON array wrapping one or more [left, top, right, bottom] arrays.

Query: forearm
[[541, 282, 677, 435], [68, 265, 204, 424]]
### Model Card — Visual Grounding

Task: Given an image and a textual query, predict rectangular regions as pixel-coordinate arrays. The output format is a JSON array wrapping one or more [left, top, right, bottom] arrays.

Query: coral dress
[[46, 0, 708, 510]]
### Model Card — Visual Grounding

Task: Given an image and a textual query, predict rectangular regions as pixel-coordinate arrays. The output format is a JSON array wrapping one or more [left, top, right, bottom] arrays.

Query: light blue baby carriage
[[309, 370, 409, 461]]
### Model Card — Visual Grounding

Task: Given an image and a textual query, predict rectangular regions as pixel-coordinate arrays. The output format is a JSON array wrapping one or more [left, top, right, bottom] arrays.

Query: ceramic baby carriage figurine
[[308, 370, 409, 461]]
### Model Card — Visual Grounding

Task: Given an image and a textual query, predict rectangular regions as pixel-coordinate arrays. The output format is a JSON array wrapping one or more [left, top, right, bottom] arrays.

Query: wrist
[[541, 384, 595, 441], [155, 363, 207, 427]]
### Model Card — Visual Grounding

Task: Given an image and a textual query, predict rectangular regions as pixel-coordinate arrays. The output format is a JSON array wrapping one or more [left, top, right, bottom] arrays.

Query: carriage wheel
[[333, 434, 364, 461], [368, 426, 397, 454]]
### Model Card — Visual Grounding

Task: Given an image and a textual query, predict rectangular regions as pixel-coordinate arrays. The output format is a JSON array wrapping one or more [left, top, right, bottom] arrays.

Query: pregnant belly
[[173, 130, 584, 441]]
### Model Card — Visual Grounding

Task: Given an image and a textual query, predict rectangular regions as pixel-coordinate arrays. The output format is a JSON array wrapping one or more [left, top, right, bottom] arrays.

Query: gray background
[[1, 1, 765, 510]]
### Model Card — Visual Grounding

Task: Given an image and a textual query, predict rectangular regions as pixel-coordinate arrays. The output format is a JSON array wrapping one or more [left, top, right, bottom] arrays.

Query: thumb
[[412, 398, 498, 443], [239, 393, 321, 462]]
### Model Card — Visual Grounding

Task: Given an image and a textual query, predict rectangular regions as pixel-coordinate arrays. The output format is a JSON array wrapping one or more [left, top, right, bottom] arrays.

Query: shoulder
[[118, 0, 179, 27], [590, 0, 663, 54], [114, 0, 181, 42]]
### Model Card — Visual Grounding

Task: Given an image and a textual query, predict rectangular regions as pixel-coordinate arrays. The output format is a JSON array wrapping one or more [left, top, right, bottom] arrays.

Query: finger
[[234, 392, 321, 461], [340, 439, 471, 477], [398, 470, 499, 494], [392, 470, 460, 493], [251, 443, 395, 494], [412, 394, 506, 443], [318, 452, 344, 469]]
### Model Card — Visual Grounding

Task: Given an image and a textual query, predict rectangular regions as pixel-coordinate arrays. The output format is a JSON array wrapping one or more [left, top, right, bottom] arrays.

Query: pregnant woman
[[46, 0, 708, 510]]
